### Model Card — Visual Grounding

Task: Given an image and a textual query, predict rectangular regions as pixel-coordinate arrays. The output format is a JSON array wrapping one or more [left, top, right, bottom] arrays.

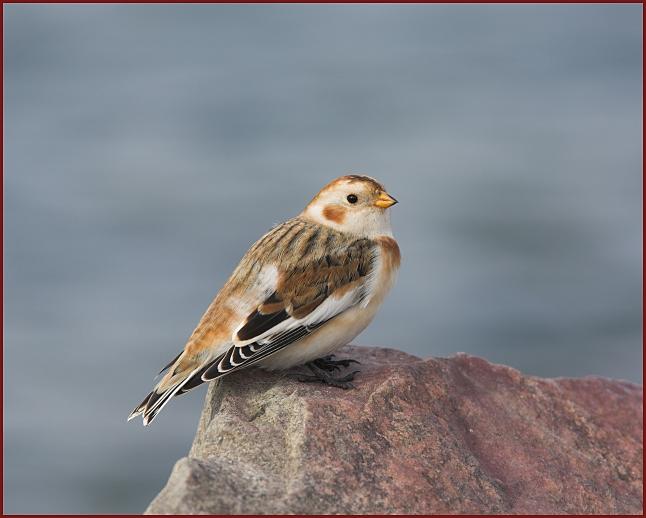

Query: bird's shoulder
[[232, 217, 378, 285]]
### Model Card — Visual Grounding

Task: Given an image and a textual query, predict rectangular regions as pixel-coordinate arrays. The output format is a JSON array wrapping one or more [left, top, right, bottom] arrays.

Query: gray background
[[4, 4, 642, 514]]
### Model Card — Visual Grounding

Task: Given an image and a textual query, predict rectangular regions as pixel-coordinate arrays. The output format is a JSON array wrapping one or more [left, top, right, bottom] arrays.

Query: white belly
[[257, 304, 378, 369]]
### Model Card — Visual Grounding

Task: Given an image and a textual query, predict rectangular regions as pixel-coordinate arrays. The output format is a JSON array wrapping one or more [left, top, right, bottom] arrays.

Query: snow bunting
[[129, 175, 400, 425]]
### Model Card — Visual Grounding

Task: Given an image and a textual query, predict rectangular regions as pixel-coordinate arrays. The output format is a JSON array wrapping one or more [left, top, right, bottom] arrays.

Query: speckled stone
[[145, 345, 643, 515]]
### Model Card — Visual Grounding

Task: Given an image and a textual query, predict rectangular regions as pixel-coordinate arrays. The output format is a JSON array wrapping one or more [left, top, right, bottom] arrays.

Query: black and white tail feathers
[[128, 354, 208, 426], [128, 319, 333, 426], [127, 345, 252, 426]]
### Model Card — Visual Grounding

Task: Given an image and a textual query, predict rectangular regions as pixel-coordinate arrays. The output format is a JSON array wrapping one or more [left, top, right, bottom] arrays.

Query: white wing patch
[[231, 285, 363, 347]]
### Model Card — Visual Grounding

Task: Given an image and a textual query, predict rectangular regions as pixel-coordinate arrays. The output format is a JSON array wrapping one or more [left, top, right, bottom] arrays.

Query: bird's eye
[[346, 194, 358, 204]]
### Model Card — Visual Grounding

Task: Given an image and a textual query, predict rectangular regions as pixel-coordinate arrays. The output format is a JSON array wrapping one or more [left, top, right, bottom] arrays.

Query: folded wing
[[201, 235, 377, 381]]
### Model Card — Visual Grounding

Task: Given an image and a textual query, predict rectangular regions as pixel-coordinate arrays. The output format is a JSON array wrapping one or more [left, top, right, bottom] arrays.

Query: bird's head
[[301, 174, 398, 237]]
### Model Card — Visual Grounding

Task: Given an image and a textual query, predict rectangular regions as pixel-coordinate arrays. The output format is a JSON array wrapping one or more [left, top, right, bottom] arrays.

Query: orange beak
[[374, 191, 398, 208]]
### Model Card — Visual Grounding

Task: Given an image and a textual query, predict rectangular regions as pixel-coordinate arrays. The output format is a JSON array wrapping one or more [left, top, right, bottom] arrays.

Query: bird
[[128, 174, 400, 426]]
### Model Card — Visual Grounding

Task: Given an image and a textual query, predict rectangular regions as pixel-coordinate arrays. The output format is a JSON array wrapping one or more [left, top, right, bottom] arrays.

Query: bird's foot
[[312, 354, 361, 372], [297, 360, 360, 389]]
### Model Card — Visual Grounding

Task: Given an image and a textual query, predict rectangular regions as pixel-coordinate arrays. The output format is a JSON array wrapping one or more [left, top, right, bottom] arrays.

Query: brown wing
[[236, 234, 376, 342], [201, 231, 378, 381]]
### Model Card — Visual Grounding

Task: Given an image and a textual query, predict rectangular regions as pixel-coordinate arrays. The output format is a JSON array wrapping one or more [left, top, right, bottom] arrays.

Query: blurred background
[[4, 3, 642, 514]]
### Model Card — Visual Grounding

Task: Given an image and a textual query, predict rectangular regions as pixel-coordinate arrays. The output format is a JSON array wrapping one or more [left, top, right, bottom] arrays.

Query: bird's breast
[[365, 236, 401, 309]]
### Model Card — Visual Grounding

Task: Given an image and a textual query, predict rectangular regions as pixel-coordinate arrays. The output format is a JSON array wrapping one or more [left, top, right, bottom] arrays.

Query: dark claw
[[313, 361, 340, 372], [333, 358, 361, 368], [329, 370, 360, 389], [296, 359, 360, 389], [297, 375, 320, 383], [313, 355, 361, 372]]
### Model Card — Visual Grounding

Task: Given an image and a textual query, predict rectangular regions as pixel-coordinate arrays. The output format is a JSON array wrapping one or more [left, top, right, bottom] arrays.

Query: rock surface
[[146, 345, 643, 514]]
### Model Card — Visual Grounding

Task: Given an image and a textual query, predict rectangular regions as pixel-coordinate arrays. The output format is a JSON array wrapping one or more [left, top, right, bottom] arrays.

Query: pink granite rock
[[145, 345, 643, 514]]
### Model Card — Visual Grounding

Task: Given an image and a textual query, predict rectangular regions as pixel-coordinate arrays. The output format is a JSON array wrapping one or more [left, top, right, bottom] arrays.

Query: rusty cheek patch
[[322, 205, 347, 224]]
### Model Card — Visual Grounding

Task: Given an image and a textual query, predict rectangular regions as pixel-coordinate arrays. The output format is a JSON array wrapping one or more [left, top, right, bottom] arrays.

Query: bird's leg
[[297, 357, 360, 389], [312, 354, 361, 372]]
